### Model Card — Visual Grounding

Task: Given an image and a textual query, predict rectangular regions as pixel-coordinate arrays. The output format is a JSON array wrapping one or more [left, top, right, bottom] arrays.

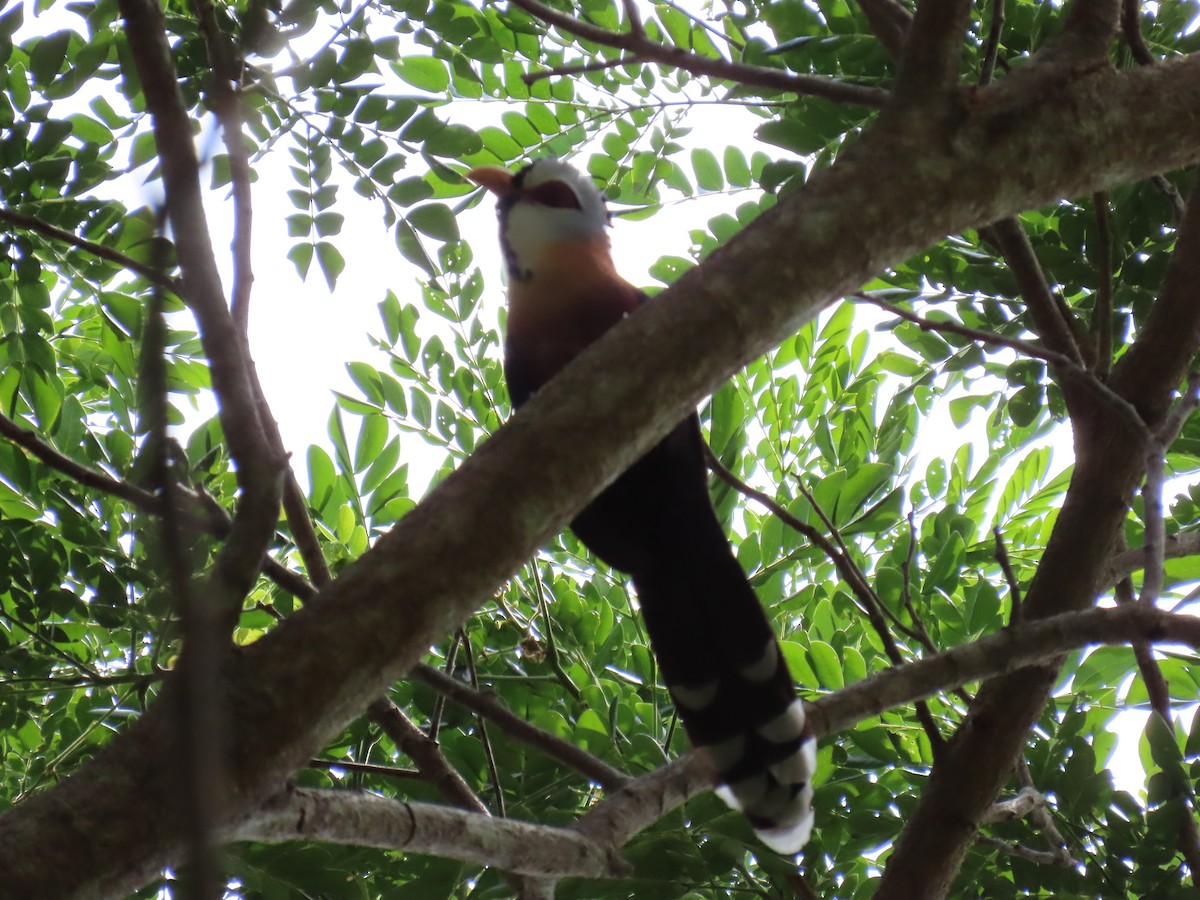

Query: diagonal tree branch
[[507, 0, 890, 106], [982, 219, 1085, 367]]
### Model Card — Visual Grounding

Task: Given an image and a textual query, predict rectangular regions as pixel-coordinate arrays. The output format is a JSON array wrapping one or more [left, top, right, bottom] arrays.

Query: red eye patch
[[528, 180, 582, 210]]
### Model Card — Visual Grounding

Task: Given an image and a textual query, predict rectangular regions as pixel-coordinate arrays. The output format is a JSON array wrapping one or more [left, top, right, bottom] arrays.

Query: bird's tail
[[632, 546, 817, 853]]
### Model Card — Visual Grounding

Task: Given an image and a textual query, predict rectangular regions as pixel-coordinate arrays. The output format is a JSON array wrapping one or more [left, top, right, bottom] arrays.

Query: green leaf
[[755, 119, 824, 155], [395, 220, 437, 277], [423, 123, 482, 157], [354, 415, 388, 473], [808, 640, 844, 690], [9, 61, 30, 111], [287, 243, 314, 280], [392, 56, 449, 92], [724, 146, 751, 187], [307, 445, 337, 510], [407, 203, 460, 243], [691, 148, 723, 191], [30, 31, 70, 84], [315, 241, 345, 290], [65, 113, 112, 145]]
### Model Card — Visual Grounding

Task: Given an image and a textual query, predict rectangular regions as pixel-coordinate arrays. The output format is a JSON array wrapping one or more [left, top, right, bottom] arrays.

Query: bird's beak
[[465, 166, 516, 197]]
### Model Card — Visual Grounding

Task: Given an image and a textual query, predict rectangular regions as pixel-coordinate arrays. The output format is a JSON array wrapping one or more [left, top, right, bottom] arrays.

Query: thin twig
[[368, 698, 491, 815], [460, 632, 506, 818], [857, 292, 1153, 446], [1139, 450, 1166, 605], [979, 0, 1005, 86], [308, 758, 422, 780], [795, 481, 947, 750], [1151, 175, 1188, 223], [976, 834, 1075, 867], [206, 0, 332, 606], [428, 631, 462, 743], [1113, 577, 1200, 871], [857, 291, 1071, 367], [1091, 192, 1114, 377], [142, 221, 223, 900], [1155, 371, 1200, 448], [0, 407, 313, 603], [619, 0, 643, 41], [412, 664, 629, 790], [190, 0, 255, 333], [1014, 758, 1074, 864], [853, 0, 911, 60], [898, 512, 970, 707], [1120, 0, 1156, 66], [981, 219, 1085, 365], [523, 54, 643, 86], [0, 411, 166, 509], [530, 564, 582, 700], [1115, 3, 1186, 222], [1140, 374, 1200, 606], [506, 0, 889, 106], [993, 526, 1023, 626], [0, 206, 182, 292]]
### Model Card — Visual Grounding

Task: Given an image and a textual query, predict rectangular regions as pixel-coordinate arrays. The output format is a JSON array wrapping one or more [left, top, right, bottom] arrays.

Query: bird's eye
[[529, 181, 582, 210]]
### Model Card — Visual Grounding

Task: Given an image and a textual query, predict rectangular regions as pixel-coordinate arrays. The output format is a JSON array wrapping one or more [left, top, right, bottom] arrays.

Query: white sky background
[[14, 0, 1186, 800]]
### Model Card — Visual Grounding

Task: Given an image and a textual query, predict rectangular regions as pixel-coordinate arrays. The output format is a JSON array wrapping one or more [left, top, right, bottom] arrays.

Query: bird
[[466, 158, 816, 854]]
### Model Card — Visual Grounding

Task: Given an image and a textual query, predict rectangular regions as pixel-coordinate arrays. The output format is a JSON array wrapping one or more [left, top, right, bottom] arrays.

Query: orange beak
[[465, 166, 516, 197]]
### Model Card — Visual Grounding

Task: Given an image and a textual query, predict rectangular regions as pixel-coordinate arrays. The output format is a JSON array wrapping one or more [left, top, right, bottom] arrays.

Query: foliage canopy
[[2, 0, 1200, 897]]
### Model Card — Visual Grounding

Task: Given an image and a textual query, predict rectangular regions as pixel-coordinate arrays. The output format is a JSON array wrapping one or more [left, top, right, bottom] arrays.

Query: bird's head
[[466, 158, 610, 280]]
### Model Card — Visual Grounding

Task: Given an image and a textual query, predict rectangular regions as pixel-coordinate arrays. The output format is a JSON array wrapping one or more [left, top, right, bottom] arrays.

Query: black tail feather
[[571, 415, 816, 853]]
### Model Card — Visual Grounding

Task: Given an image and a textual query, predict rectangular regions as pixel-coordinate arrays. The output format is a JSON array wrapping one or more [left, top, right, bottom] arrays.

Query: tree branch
[[808, 604, 1200, 740], [229, 787, 630, 879], [1091, 192, 1115, 376], [189, 0, 255, 333], [854, 0, 911, 60], [980, 0, 1006, 86], [1049, 0, 1121, 65], [507, 0, 889, 106], [1108, 530, 1200, 586], [1014, 758, 1074, 866], [368, 698, 491, 815], [118, 0, 285, 629], [522, 53, 641, 85], [892, 0, 971, 105], [0, 206, 181, 292], [857, 292, 1149, 443], [412, 664, 630, 791], [983, 218, 1085, 367], [976, 834, 1075, 868], [1120, 0, 1156, 65]]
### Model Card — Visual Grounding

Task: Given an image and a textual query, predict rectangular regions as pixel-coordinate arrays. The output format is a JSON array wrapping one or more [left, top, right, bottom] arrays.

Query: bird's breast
[[504, 238, 644, 392]]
